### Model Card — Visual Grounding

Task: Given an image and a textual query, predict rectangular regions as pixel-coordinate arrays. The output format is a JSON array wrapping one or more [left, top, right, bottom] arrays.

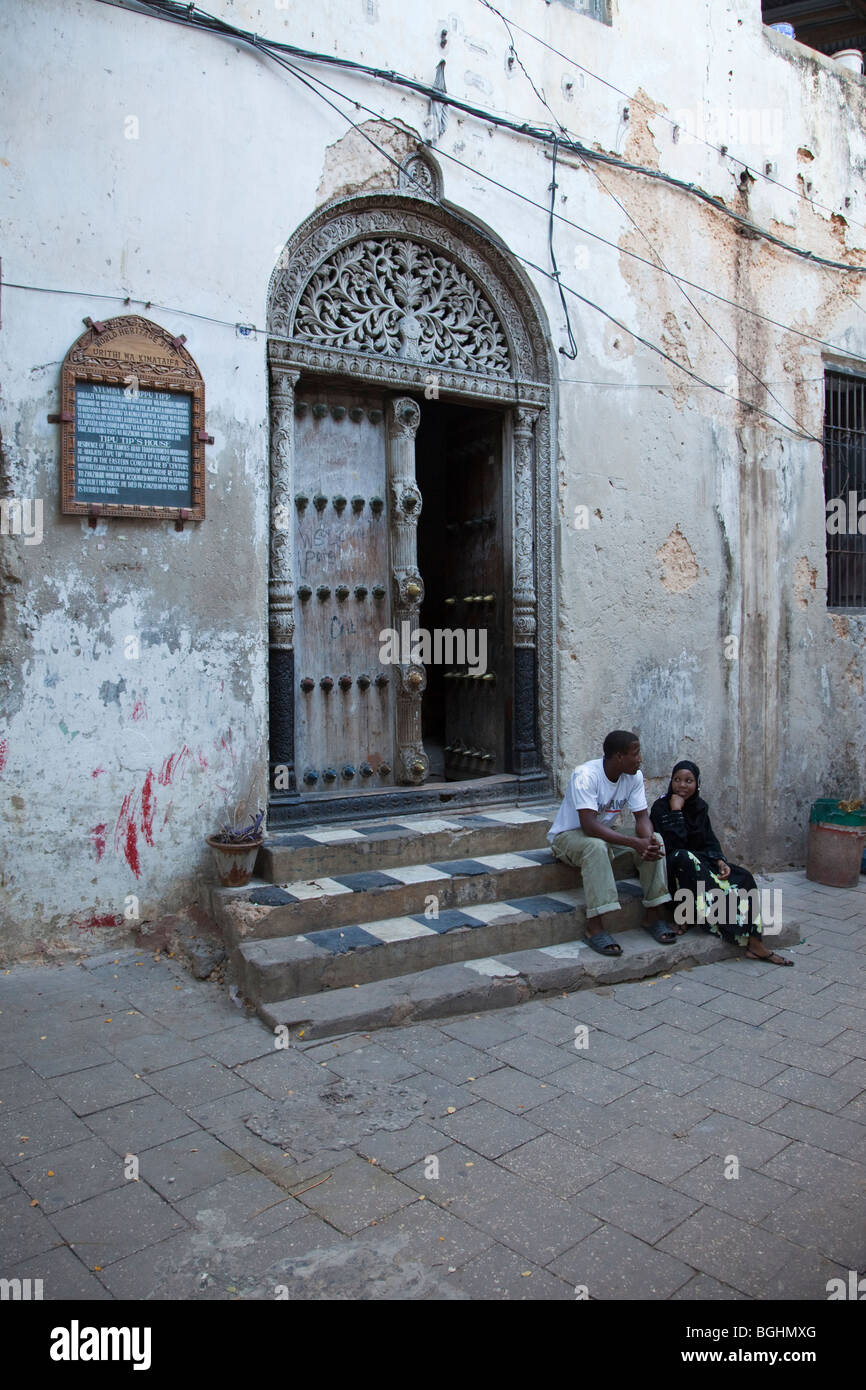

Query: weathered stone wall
[[1, 0, 864, 958]]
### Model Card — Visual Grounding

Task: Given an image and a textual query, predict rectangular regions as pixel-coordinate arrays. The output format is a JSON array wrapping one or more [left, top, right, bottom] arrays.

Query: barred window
[[824, 369, 866, 609]]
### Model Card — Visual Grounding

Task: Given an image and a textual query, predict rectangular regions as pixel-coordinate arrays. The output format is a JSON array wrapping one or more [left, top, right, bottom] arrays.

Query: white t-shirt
[[547, 759, 648, 841]]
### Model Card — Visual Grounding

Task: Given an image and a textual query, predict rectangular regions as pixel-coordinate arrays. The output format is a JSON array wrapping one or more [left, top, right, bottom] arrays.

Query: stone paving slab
[[444, 1242, 575, 1299], [549, 1222, 695, 1299], [2, 1244, 114, 1300], [49, 1182, 190, 1268], [0, 1098, 93, 1165], [574, 1166, 702, 1244], [10, 1135, 127, 1213]]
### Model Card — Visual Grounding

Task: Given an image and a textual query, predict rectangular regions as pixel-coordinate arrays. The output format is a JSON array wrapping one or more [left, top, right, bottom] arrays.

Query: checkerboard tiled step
[[257, 804, 558, 882], [217, 843, 640, 947], [258, 917, 803, 1039], [234, 881, 647, 1003]]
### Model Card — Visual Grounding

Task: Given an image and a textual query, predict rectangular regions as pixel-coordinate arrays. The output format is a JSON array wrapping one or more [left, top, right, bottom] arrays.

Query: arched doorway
[[266, 189, 556, 824]]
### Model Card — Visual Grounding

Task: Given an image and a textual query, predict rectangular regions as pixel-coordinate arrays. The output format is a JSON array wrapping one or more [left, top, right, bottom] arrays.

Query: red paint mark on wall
[[114, 791, 142, 878], [220, 729, 235, 766], [77, 913, 124, 931], [0, 739, 7, 773], [90, 824, 107, 861], [131, 700, 148, 721], [140, 769, 155, 847], [197, 748, 209, 769], [158, 745, 191, 787], [91, 766, 106, 779], [125, 818, 141, 877]]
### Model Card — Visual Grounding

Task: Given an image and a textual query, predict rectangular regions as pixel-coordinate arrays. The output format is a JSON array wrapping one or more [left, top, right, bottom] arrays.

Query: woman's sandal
[[643, 920, 677, 944], [585, 931, 623, 957], [745, 949, 794, 967]]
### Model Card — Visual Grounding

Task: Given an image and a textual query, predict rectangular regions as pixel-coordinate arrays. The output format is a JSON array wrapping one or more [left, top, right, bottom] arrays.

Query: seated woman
[[650, 760, 793, 966]]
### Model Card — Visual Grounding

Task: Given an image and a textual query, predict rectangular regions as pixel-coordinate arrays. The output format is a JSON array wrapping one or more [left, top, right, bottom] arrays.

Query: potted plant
[[206, 784, 264, 887]]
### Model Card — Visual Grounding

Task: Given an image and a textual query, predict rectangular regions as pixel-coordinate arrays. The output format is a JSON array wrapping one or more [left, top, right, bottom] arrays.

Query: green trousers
[[551, 827, 671, 919]]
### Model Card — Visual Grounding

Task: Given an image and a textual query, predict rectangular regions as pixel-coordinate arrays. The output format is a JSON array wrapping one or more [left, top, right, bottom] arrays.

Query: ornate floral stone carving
[[398, 151, 442, 200], [294, 239, 511, 375]]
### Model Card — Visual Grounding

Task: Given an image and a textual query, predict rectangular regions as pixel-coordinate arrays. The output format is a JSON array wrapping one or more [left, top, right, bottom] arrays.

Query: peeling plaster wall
[[2, 0, 866, 959]]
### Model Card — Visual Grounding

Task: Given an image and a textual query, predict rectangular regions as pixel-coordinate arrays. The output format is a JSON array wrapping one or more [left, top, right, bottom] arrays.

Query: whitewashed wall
[[1, 0, 864, 956]]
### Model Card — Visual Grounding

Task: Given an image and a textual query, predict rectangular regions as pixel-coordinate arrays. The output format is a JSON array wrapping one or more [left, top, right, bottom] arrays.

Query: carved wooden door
[[293, 386, 395, 794], [441, 410, 506, 778]]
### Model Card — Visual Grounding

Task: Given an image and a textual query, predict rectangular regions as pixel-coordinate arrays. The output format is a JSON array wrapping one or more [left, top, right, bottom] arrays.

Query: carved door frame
[[266, 192, 556, 820]]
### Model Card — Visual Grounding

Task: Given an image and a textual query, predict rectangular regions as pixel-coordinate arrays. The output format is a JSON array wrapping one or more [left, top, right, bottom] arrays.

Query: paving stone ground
[[1, 869, 864, 1300]]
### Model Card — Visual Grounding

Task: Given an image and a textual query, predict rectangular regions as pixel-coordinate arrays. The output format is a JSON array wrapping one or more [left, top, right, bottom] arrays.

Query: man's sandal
[[643, 920, 677, 944], [746, 949, 794, 967], [585, 931, 622, 957]]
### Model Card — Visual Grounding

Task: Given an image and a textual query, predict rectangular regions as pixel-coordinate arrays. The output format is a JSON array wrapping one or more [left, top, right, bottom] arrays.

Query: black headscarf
[[664, 760, 707, 824], [650, 756, 722, 861]]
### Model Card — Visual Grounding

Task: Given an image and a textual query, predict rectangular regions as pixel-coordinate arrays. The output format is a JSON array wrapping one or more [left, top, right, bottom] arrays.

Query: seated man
[[548, 729, 673, 956]]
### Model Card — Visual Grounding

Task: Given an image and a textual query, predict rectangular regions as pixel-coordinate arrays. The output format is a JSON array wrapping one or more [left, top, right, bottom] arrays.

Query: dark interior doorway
[[416, 400, 509, 781]]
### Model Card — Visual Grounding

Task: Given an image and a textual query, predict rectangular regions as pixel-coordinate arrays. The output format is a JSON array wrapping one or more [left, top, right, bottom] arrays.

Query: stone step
[[257, 917, 803, 1039], [233, 881, 645, 1002], [257, 804, 558, 882], [216, 846, 638, 946]]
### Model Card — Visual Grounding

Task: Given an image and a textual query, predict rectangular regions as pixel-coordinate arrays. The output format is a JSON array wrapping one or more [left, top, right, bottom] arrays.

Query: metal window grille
[[824, 370, 866, 608]]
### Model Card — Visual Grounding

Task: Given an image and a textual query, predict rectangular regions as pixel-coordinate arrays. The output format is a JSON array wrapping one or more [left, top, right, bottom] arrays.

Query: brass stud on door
[[375, 674, 389, 688], [378, 763, 391, 777], [294, 493, 309, 510], [313, 493, 328, 511], [316, 585, 331, 600], [320, 676, 334, 692], [335, 584, 350, 600], [333, 495, 347, 513], [349, 407, 365, 423], [351, 495, 365, 513], [357, 673, 371, 690], [370, 496, 384, 515], [359, 762, 373, 778], [372, 584, 386, 599], [297, 584, 312, 600], [354, 584, 368, 599], [406, 582, 421, 600], [322, 767, 337, 783], [300, 677, 315, 692], [303, 768, 319, 784], [338, 674, 353, 691], [342, 764, 356, 780]]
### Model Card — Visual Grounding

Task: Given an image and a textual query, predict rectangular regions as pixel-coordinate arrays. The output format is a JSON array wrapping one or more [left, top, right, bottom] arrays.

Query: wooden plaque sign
[[58, 315, 207, 520]]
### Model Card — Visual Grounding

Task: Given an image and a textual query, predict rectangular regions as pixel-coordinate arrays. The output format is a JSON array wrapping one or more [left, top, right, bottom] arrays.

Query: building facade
[[1, 0, 864, 958]]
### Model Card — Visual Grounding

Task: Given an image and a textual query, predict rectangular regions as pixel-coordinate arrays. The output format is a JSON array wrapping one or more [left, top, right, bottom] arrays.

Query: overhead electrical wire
[[99, 0, 866, 276]]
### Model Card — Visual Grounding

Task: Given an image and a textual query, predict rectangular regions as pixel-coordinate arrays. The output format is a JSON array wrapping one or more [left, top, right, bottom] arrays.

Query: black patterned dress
[[650, 796, 764, 946]]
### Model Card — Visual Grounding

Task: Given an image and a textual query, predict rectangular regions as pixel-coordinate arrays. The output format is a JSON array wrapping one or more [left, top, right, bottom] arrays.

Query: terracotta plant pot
[[206, 835, 262, 887]]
